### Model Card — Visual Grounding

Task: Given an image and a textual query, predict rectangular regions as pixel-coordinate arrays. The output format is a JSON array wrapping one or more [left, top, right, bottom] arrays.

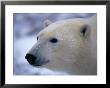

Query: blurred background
[[13, 13, 95, 75]]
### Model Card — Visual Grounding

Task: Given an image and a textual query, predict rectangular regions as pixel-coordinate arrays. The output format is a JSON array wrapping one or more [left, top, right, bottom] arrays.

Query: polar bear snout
[[25, 54, 37, 65], [25, 53, 49, 66], [25, 53, 46, 66]]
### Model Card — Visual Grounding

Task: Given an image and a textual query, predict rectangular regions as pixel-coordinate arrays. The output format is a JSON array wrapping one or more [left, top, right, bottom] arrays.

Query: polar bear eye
[[49, 38, 58, 43], [37, 36, 39, 40]]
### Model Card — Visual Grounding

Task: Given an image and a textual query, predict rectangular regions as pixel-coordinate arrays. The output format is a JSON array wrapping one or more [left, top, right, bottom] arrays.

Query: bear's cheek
[[37, 42, 61, 62], [37, 43, 54, 60]]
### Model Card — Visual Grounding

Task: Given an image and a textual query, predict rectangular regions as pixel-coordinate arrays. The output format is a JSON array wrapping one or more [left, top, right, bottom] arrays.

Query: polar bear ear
[[80, 25, 90, 38], [43, 20, 52, 28]]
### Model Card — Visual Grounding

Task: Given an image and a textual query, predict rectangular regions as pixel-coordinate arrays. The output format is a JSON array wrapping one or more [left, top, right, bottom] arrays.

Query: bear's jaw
[[40, 57, 97, 75]]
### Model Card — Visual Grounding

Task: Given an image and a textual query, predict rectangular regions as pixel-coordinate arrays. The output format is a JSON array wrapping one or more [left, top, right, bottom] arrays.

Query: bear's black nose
[[25, 54, 36, 65]]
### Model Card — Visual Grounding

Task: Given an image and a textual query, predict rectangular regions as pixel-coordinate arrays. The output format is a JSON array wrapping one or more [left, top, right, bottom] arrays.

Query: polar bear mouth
[[34, 58, 50, 66], [25, 54, 49, 66]]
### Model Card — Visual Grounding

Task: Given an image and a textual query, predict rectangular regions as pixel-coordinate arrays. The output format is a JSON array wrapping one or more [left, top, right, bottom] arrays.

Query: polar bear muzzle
[[25, 53, 49, 66], [25, 54, 36, 65], [25, 42, 50, 66]]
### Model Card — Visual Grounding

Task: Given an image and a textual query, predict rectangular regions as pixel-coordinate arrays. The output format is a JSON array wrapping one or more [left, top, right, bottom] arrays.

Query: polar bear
[[25, 15, 97, 75]]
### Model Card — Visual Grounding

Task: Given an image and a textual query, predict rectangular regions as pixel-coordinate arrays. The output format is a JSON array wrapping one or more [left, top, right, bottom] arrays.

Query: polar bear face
[[25, 15, 97, 75]]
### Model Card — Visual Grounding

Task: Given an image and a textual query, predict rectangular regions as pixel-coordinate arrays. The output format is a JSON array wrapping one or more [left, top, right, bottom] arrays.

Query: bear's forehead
[[37, 18, 90, 39]]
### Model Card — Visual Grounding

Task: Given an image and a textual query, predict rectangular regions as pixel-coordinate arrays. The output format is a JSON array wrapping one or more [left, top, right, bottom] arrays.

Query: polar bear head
[[25, 15, 97, 75]]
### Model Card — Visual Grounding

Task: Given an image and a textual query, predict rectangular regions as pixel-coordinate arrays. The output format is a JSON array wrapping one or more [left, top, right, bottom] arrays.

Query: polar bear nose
[[25, 54, 36, 65]]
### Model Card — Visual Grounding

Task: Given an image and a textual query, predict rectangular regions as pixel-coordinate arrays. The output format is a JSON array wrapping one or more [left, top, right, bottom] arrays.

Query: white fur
[[28, 15, 97, 75]]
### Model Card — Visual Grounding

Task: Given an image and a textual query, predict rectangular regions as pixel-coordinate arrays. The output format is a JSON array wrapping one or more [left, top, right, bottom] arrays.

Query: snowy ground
[[13, 13, 95, 75]]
